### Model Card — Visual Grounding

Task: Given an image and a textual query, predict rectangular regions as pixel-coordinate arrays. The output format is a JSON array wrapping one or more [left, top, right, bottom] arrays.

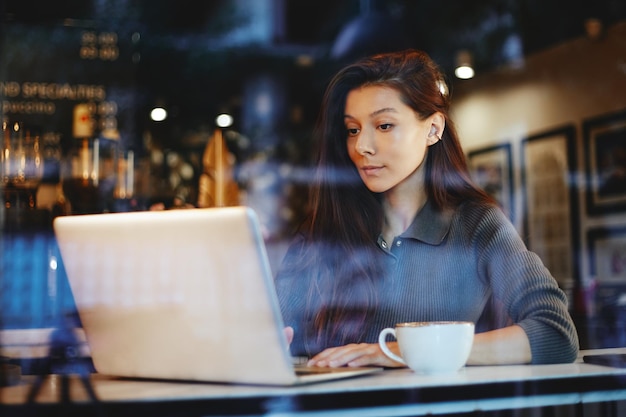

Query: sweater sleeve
[[471, 205, 579, 364], [274, 234, 311, 357]]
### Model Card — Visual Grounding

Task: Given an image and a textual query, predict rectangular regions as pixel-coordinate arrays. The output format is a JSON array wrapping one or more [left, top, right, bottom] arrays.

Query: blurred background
[[1, 0, 626, 368]]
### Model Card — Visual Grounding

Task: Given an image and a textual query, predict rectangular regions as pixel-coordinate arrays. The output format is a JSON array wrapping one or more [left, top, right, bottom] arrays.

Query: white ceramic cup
[[378, 321, 475, 374]]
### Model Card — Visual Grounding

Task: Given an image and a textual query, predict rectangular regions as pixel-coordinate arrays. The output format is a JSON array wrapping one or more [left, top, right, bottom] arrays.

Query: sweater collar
[[400, 199, 454, 245]]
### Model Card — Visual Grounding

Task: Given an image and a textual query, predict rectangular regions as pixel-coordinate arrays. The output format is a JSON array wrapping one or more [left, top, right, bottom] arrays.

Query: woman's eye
[[347, 128, 360, 136], [379, 123, 393, 131]]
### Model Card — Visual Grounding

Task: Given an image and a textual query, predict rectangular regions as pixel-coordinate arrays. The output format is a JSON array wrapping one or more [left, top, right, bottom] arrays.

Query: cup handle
[[378, 328, 406, 365]]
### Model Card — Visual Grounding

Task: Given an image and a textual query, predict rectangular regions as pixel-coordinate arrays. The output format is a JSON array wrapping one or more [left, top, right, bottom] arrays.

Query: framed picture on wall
[[467, 143, 514, 221], [587, 226, 626, 283], [586, 226, 626, 349], [521, 125, 580, 290], [587, 226, 626, 285], [583, 109, 626, 216]]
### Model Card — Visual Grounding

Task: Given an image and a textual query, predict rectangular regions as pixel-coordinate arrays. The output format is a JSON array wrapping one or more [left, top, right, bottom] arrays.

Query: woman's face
[[345, 85, 439, 193]]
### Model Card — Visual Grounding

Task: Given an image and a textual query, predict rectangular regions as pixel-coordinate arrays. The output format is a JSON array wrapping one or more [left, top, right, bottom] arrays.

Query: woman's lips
[[361, 165, 383, 176]]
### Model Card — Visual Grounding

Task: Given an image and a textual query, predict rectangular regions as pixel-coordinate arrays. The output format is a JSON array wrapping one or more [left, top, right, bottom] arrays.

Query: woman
[[275, 49, 578, 368]]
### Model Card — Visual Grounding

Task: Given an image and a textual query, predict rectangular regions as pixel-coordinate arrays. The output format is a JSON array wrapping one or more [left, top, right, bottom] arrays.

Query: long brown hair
[[290, 49, 493, 353]]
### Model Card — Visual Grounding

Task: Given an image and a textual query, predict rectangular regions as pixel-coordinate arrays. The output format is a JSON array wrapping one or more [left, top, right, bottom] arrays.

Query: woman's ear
[[426, 112, 446, 146]]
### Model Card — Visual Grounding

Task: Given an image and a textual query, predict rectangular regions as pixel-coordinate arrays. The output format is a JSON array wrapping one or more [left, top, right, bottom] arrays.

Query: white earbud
[[429, 126, 437, 137]]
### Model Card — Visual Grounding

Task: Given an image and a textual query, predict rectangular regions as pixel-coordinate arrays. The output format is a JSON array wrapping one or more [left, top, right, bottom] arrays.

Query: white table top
[[2, 347, 626, 416]]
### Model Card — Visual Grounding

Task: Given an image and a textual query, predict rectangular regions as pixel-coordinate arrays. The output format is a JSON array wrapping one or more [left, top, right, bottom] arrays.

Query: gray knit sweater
[[275, 200, 579, 364]]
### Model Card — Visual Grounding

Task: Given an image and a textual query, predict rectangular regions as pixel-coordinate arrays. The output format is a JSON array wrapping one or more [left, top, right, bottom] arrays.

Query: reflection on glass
[[61, 137, 117, 215], [2, 120, 44, 209]]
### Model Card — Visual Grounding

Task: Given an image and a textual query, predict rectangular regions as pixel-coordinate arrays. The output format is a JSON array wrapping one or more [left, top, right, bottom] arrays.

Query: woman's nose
[[355, 131, 375, 155]]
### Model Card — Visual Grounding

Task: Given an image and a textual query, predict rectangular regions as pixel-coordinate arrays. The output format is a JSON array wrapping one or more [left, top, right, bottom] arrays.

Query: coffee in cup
[[378, 321, 474, 374]]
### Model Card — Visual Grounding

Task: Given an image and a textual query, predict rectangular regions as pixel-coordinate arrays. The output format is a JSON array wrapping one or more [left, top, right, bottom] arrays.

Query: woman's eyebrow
[[344, 107, 398, 120], [370, 107, 398, 117]]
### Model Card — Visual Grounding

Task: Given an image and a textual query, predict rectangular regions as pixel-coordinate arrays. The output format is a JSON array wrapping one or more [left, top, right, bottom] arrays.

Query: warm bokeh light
[[150, 107, 167, 122], [215, 113, 234, 128], [455, 65, 475, 80], [455, 50, 475, 79]]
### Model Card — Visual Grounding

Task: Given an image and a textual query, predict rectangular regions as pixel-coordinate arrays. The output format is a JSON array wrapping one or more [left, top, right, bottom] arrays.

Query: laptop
[[53, 206, 380, 385]]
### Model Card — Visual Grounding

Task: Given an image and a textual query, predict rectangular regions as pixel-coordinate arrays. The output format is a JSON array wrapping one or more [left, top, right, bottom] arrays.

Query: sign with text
[[0, 23, 138, 151]]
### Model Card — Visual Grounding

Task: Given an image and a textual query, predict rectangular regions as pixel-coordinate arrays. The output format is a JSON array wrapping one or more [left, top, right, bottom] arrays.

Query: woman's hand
[[307, 342, 405, 368], [283, 326, 294, 346]]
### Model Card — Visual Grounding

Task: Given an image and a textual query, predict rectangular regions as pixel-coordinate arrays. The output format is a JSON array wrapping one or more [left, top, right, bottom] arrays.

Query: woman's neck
[[381, 165, 427, 243]]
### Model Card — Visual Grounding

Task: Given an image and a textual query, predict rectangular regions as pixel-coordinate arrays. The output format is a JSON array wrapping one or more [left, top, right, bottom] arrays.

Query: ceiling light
[[454, 50, 475, 80], [150, 107, 167, 122], [215, 113, 233, 128]]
